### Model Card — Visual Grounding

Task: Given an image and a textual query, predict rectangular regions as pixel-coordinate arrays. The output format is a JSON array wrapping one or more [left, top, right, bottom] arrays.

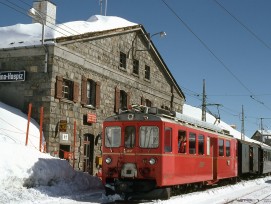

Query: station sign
[[0, 70, 25, 82]]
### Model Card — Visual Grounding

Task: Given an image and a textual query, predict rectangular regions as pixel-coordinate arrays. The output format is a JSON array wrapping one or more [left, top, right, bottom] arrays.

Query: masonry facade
[[0, 24, 185, 174]]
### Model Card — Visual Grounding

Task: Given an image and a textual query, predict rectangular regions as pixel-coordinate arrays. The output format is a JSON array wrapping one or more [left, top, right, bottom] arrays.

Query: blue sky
[[1, 0, 271, 137]]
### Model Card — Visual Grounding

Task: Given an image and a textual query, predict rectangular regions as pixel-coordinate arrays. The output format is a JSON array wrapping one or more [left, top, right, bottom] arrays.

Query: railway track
[[225, 186, 271, 204]]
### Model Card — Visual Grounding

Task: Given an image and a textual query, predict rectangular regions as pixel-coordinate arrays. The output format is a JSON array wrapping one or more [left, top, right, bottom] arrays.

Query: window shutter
[[96, 81, 101, 108], [73, 82, 79, 103], [141, 96, 145, 106], [56, 76, 63, 99], [81, 76, 87, 105], [127, 92, 130, 109], [115, 87, 120, 113]]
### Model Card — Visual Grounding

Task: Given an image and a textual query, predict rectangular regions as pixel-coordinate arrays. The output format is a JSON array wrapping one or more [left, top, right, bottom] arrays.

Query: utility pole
[[241, 105, 245, 141], [202, 79, 206, 122], [261, 118, 263, 144]]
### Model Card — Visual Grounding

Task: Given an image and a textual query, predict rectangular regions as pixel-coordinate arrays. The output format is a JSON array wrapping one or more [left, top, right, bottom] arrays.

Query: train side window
[[207, 137, 210, 156], [139, 126, 159, 148], [178, 130, 187, 153], [198, 135, 204, 155], [164, 127, 172, 152], [219, 139, 224, 156], [105, 126, 121, 147], [225, 140, 230, 157], [125, 126, 135, 148], [189, 133, 196, 154]]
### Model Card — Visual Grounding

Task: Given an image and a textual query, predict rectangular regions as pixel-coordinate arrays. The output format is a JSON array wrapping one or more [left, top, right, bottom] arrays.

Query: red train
[[101, 105, 271, 200]]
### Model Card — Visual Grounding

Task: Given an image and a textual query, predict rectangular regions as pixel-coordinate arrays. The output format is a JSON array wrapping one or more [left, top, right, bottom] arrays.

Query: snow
[[0, 15, 137, 49], [1, 14, 270, 203]]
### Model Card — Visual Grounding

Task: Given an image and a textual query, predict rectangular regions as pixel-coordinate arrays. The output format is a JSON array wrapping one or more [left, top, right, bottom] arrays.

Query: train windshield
[[125, 126, 135, 148], [139, 126, 159, 148], [105, 126, 121, 147]]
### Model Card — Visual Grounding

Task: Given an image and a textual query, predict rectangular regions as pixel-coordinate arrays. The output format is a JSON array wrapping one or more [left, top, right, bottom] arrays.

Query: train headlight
[[105, 157, 112, 164], [149, 158, 156, 165]]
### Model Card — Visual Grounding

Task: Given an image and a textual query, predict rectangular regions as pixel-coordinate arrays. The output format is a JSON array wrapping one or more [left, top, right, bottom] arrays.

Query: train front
[[101, 110, 166, 199]]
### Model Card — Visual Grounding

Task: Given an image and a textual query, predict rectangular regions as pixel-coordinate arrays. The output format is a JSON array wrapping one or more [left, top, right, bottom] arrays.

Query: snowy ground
[[1, 101, 270, 204]]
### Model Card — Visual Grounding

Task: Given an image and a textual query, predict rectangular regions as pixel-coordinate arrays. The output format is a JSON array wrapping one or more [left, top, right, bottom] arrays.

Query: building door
[[83, 134, 94, 174]]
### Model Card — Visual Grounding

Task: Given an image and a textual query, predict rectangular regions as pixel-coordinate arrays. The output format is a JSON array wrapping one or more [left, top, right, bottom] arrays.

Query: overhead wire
[[161, 0, 271, 113], [214, 0, 271, 50]]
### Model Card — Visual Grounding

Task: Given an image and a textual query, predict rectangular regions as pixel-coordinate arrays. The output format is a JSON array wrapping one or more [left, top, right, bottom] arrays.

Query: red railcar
[[102, 106, 238, 199]]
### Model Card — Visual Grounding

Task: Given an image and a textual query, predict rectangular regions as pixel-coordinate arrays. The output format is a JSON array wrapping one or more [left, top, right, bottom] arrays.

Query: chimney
[[32, 0, 56, 25]]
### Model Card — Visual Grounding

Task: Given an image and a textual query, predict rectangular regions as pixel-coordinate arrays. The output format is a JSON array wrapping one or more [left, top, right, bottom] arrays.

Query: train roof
[[105, 106, 232, 136]]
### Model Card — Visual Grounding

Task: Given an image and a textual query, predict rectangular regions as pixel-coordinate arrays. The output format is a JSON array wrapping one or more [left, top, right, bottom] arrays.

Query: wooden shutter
[[73, 82, 79, 103], [127, 92, 130, 109], [56, 76, 63, 99], [96, 81, 101, 108], [115, 87, 120, 113], [81, 76, 87, 105]]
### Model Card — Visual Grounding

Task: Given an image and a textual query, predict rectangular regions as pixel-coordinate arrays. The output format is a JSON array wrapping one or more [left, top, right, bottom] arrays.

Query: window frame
[[119, 52, 127, 69], [105, 126, 121, 148], [139, 126, 159, 148], [124, 126, 136, 148], [189, 132, 196, 154], [219, 139, 224, 156], [62, 78, 73, 100], [144, 65, 150, 80], [198, 134, 205, 155], [225, 140, 231, 157], [133, 59, 139, 75]]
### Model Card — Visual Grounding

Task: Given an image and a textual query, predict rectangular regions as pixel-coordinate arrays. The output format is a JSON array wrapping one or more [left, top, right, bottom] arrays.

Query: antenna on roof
[[99, 0, 108, 16]]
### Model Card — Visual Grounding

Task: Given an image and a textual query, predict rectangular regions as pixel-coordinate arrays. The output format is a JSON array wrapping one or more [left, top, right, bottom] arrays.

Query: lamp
[[136, 31, 166, 52], [28, 8, 48, 73]]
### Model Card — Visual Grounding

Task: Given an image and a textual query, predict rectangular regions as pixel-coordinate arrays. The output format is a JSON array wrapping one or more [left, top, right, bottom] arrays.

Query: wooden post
[[73, 121, 76, 169], [39, 106, 44, 152], [25, 103, 32, 146]]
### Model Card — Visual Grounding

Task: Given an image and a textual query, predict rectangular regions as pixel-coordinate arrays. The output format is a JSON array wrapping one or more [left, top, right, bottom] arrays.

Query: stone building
[[251, 130, 271, 146], [0, 1, 185, 174]]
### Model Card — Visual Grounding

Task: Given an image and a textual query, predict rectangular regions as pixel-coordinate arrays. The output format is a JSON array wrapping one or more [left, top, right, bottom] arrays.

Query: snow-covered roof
[[254, 130, 271, 136], [0, 15, 138, 49], [182, 104, 265, 145]]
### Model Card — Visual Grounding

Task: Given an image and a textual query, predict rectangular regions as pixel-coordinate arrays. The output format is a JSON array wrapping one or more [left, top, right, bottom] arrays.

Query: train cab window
[[225, 140, 230, 157], [105, 126, 121, 147], [207, 137, 210, 156], [139, 126, 159, 148], [178, 130, 187, 153], [125, 126, 135, 148], [198, 135, 204, 155], [164, 127, 172, 152], [189, 133, 196, 154], [219, 139, 224, 156]]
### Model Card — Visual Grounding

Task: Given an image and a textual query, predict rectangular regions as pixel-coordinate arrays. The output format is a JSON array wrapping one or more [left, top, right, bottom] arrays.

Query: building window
[[115, 87, 130, 113], [87, 79, 96, 106], [55, 76, 79, 102], [120, 52, 126, 69], [145, 65, 150, 80], [63, 79, 73, 100], [120, 90, 128, 109], [81, 76, 100, 108], [133, 59, 139, 75]]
